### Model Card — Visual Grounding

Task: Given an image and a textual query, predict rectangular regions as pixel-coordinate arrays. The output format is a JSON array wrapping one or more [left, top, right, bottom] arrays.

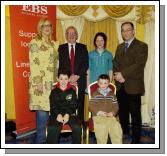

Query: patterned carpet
[[5, 126, 155, 144]]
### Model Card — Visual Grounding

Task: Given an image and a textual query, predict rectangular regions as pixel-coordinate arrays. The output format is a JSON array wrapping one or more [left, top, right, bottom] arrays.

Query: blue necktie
[[125, 43, 129, 52]]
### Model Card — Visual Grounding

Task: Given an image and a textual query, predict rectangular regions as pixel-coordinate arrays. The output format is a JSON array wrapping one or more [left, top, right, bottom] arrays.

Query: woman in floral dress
[[29, 18, 59, 144]]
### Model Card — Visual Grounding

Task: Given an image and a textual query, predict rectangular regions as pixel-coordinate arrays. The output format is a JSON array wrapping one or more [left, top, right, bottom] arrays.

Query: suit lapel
[[126, 38, 136, 52], [120, 44, 126, 56], [121, 38, 136, 55], [74, 43, 79, 72]]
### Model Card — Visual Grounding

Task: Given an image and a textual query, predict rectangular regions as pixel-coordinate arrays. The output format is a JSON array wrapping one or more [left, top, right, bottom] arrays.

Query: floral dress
[[29, 38, 59, 111]]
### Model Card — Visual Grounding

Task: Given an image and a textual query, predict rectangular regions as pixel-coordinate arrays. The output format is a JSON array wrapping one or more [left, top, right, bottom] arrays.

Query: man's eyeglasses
[[121, 29, 133, 33]]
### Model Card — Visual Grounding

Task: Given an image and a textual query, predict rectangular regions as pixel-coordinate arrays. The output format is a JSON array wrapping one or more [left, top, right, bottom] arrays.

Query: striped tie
[[125, 42, 129, 52]]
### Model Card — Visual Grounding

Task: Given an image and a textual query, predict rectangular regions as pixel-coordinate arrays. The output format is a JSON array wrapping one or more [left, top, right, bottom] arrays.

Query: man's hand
[[56, 114, 64, 123], [70, 74, 80, 83], [114, 72, 125, 83]]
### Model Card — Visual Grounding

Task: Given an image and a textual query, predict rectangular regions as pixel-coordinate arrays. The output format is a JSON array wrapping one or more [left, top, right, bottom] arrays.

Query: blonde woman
[[29, 18, 59, 143]]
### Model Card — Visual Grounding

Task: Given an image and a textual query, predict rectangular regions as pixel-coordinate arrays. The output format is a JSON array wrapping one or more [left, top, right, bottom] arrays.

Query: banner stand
[[9, 5, 57, 135], [12, 129, 36, 140]]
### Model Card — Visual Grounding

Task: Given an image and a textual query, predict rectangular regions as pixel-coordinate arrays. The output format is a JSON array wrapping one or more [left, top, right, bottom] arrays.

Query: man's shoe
[[131, 140, 139, 144], [123, 131, 130, 139], [123, 130, 129, 135]]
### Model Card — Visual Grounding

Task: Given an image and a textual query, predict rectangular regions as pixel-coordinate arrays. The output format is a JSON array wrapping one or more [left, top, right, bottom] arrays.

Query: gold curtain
[[135, 5, 154, 42], [136, 23, 144, 42], [59, 5, 89, 16], [136, 5, 155, 24], [80, 18, 118, 56], [56, 19, 65, 44], [102, 5, 134, 18]]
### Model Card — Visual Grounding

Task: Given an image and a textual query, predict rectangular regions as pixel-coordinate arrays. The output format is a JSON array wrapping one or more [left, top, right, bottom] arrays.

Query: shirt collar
[[125, 37, 135, 47], [68, 43, 76, 47], [95, 49, 107, 55], [98, 87, 111, 96], [55, 82, 72, 92]]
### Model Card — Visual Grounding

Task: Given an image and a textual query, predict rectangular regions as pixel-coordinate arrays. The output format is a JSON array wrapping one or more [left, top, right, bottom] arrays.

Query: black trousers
[[116, 85, 142, 142], [77, 78, 86, 123], [46, 116, 82, 144], [77, 89, 85, 123]]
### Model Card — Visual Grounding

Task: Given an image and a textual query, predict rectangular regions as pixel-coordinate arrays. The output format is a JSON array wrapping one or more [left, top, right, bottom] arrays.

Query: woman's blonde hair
[[36, 18, 52, 41]]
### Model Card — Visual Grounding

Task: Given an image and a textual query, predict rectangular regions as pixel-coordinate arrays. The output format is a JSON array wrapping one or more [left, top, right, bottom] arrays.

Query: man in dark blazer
[[113, 22, 148, 144], [58, 26, 89, 123]]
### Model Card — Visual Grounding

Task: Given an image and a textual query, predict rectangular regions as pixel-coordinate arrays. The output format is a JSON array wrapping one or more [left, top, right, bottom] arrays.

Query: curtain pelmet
[[102, 5, 134, 18], [58, 5, 89, 16]]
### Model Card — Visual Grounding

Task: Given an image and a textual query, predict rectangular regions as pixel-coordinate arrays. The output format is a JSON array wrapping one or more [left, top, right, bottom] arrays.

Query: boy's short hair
[[98, 74, 110, 81], [58, 69, 71, 78]]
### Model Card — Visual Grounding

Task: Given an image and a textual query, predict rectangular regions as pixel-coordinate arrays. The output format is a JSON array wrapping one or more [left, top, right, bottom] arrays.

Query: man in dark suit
[[113, 22, 148, 144], [58, 26, 89, 123]]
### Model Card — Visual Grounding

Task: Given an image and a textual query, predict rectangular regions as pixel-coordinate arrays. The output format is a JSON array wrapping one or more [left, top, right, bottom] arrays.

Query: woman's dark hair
[[58, 69, 71, 78], [93, 32, 107, 48], [98, 74, 110, 82]]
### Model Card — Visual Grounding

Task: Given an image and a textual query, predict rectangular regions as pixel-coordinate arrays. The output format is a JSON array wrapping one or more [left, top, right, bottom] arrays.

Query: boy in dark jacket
[[46, 70, 81, 144], [89, 74, 122, 144]]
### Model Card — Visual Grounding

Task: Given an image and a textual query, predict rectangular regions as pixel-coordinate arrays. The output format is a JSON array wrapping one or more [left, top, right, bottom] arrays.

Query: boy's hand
[[97, 111, 107, 117], [63, 114, 69, 125], [106, 112, 114, 117], [56, 114, 63, 123]]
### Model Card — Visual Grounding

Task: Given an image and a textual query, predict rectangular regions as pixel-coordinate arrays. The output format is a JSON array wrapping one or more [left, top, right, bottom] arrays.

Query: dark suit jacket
[[113, 38, 148, 94], [58, 43, 89, 91]]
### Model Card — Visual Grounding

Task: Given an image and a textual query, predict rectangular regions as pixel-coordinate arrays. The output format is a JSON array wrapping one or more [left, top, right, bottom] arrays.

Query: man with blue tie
[[113, 22, 148, 144]]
